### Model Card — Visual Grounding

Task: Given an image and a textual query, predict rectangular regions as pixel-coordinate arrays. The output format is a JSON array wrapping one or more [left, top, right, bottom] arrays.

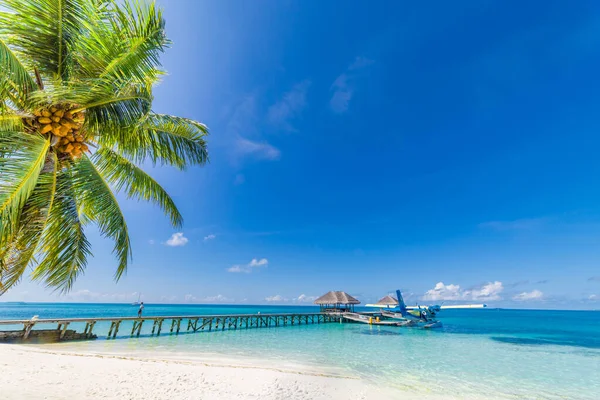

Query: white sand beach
[[0, 344, 411, 400]]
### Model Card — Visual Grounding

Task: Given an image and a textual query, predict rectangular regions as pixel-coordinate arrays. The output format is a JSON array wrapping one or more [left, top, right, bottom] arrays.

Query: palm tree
[[0, 0, 208, 293]]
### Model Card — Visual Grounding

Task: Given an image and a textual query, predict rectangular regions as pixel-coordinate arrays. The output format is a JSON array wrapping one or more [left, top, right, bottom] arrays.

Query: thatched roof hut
[[314, 291, 360, 312], [375, 295, 398, 306]]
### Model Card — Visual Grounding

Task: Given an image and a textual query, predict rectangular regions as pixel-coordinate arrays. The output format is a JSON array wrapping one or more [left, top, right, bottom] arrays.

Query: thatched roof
[[314, 291, 360, 305], [375, 295, 398, 306]]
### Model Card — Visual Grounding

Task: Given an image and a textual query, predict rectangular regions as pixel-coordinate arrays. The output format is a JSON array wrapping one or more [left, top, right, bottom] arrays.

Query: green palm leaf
[[72, 155, 131, 280], [0, 130, 50, 246], [0, 153, 57, 294], [0, 0, 92, 80], [92, 147, 183, 228], [100, 113, 209, 169], [0, 37, 37, 97], [31, 170, 91, 292]]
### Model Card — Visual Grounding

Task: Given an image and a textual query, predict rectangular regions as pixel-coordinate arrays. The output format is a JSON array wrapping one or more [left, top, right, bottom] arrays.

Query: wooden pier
[[0, 312, 343, 341]]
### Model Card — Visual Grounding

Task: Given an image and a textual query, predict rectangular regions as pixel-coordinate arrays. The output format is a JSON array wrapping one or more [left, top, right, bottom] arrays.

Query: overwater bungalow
[[374, 295, 399, 308], [314, 291, 360, 313]]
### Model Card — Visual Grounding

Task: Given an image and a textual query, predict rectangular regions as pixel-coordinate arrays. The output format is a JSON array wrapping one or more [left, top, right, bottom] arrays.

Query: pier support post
[[84, 321, 96, 337], [23, 323, 35, 340], [59, 323, 70, 340], [131, 320, 143, 337], [112, 321, 121, 338]]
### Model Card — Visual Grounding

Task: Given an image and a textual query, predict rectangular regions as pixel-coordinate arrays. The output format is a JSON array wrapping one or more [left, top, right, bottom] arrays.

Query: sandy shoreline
[[0, 344, 410, 400]]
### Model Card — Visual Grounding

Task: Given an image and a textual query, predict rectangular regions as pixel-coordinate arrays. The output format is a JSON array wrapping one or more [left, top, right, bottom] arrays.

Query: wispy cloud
[[589, 294, 598, 301], [588, 276, 600, 282], [203, 234, 216, 242], [235, 137, 281, 161], [227, 258, 269, 273], [265, 294, 285, 302], [264, 294, 317, 304], [184, 294, 232, 303], [148, 239, 155, 245], [478, 217, 546, 231], [268, 80, 311, 131], [513, 290, 544, 301], [164, 232, 188, 247], [296, 294, 317, 303], [330, 56, 374, 113], [223, 95, 281, 164], [422, 281, 504, 301]]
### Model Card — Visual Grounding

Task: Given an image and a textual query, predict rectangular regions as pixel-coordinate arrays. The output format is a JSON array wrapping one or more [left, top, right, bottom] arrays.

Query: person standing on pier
[[138, 302, 144, 318]]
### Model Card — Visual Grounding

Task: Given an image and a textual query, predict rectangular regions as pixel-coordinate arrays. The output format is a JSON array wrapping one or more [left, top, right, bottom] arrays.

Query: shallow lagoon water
[[2, 303, 599, 399]]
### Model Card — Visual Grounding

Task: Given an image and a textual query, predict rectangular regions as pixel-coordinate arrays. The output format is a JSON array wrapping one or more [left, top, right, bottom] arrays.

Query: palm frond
[[0, 0, 93, 81], [0, 130, 50, 246], [75, 82, 152, 131], [0, 36, 37, 98], [0, 114, 25, 131], [0, 154, 57, 294], [74, 0, 167, 85], [98, 113, 208, 169], [31, 169, 91, 292], [92, 147, 183, 228], [71, 155, 131, 280]]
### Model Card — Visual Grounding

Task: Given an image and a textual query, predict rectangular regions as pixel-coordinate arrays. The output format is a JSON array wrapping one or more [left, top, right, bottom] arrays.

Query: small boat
[[132, 293, 141, 306]]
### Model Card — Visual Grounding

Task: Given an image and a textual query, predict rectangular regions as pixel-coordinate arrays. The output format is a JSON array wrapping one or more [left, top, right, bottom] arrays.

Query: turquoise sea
[[1, 303, 599, 399]]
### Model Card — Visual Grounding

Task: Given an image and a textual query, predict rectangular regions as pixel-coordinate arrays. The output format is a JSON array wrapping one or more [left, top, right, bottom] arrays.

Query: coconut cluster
[[30, 106, 89, 159]]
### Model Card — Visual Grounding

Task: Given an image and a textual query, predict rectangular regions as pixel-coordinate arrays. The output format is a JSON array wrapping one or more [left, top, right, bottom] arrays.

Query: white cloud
[[330, 56, 374, 113], [422, 281, 504, 301], [469, 281, 504, 301], [203, 234, 216, 242], [227, 258, 269, 273], [165, 232, 188, 247], [513, 290, 544, 301], [234, 174, 245, 185], [235, 137, 281, 161], [202, 294, 232, 303], [265, 295, 285, 302], [588, 294, 597, 301], [422, 282, 463, 301], [160, 295, 177, 303], [296, 294, 317, 303], [249, 258, 268, 267], [148, 239, 155, 245], [184, 294, 232, 303], [267, 80, 311, 131]]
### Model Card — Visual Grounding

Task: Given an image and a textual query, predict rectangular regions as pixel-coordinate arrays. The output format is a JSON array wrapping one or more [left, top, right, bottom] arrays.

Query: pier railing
[[0, 312, 343, 340]]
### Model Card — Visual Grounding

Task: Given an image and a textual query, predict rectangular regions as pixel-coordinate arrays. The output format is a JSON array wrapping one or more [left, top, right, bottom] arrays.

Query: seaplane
[[366, 289, 487, 329]]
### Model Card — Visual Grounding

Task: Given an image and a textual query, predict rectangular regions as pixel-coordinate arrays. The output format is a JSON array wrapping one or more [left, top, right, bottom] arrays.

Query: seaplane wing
[[435, 304, 487, 309], [365, 304, 487, 309]]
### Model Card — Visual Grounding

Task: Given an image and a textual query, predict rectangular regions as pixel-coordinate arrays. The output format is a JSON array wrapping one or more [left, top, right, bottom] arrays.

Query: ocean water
[[1, 303, 599, 399]]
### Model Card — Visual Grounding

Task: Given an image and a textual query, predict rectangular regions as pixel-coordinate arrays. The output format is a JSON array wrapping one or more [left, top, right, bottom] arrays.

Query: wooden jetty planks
[[0, 312, 349, 341]]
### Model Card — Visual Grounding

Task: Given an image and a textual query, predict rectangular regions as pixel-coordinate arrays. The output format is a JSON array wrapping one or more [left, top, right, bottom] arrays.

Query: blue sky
[[5, 0, 600, 308]]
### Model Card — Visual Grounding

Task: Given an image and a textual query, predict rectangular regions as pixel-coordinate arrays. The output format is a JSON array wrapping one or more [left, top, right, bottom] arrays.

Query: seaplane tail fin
[[396, 289, 408, 317]]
